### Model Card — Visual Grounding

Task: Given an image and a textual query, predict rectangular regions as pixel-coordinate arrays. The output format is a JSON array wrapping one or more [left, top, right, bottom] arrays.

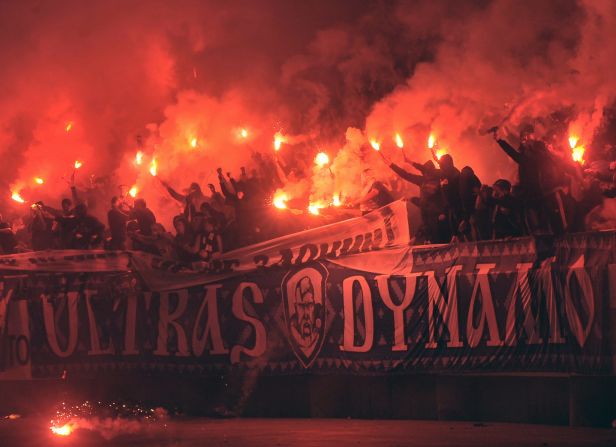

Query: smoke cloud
[[1, 0, 616, 225]]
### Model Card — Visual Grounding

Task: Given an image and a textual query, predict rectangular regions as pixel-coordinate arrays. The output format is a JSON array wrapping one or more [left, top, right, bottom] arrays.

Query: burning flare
[[370, 139, 380, 151], [569, 135, 585, 164], [149, 158, 158, 176], [50, 422, 76, 437], [74, 160, 83, 169], [190, 137, 198, 149], [135, 151, 144, 165], [308, 202, 325, 215], [34, 177, 44, 185], [428, 133, 437, 149], [11, 191, 25, 204], [128, 186, 138, 198], [395, 133, 404, 148], [332, 193, 342, 207], [273, 132, 286, 151], [314, 152, 330, 167], [65, 122, 73, 133], [435, 148, 447, 160], [240, 128, 248, 139], [273, 191, 288, 209]]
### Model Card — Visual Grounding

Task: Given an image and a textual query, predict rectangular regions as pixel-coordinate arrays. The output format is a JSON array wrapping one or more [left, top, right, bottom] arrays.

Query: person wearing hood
[[160, 179, 210, 223], [379, 151, 448, 243]]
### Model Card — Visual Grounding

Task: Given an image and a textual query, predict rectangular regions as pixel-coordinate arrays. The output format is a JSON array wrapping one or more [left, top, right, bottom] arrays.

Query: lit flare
[[435, 148, 447, 160], [65, 122, 73, 133], [190, 137, 198, 149], [273, 132, 286, 151], [50, 422, 76, 436], [11, 191, 25, 204], [370, 139, 380, 151], [428, 133, 436, 149], [568, 135, 585, 164], [34, 177, 44, 185], [74, 160, 83, 169], [149, 158, 158, 176], [273, 192, 288, 209], [314, 152, 330, 167], [129, 186, 138, 198], [135, 151, 144, 165], [395, 133, 404, 148], [308, 202, 325, 215]]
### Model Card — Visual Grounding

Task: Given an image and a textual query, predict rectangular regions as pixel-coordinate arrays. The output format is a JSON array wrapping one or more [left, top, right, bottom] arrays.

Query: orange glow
[[149, 158, 158, 176], [11, 191, 25, 204], [129, 185, 138, 198], [34, 177, 44, 185], [74, 160, 82, 169], [50, 423, 75, 436], [571, 145, 585, 164], [370, 139, 380, 151], [428, 133, 437, 149], [273, 192, 288, 209], [135, 151, 144, 165], [273, 132, 286, 151], [308, 202, 325, 215], [568, 135, 585, 164], [435, 148, 447, 160], [332, 193, 341, 207], [314, 152, 330, 167], [240, 128, 248, 139], [65, 122, 73, 133], [190, 137, 198, 148], [394, 133, 404, 148]]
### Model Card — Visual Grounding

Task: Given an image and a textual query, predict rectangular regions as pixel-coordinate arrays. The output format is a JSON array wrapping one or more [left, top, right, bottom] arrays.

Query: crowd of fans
[[379, 125, 616, 244], [2, 124, 616, 261]]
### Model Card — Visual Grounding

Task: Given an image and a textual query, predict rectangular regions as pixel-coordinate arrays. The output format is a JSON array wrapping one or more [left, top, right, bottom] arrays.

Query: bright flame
[[129, 185, 138, 198], [308, 202, 325, 215], [190, 137, 198, 148], [135, 151, 144, 165], [149, 158, 158, 176], [435, 148, 447, 160], [568, 135, 579, 149], [314, 152, 330, 167], [370, 139, 380, 151], [572, 145, 585, 164], [50, 423, 75, 436], [395, 133, 404, 148], [74, 160, 82, 169], [11, 191, 25, 204], [332, 193, 341, 207], [34, 177, 44, 185], [273, 132, 286, 151], [273, 192, 288, 209], [240, 128, 248, 138], [65, 122, 73, 133], [428, 133, 437, 149]]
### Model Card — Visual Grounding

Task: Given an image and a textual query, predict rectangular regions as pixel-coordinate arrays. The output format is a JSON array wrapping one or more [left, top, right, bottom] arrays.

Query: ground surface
[[1, 417, 616, 447]]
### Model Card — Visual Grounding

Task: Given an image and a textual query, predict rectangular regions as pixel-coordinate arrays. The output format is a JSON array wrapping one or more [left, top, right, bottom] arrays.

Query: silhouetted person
[[107, 196, 129, 250], [71, 203, 105, 249], [0, 214, 17, 254], [490, 179, 523, 239]]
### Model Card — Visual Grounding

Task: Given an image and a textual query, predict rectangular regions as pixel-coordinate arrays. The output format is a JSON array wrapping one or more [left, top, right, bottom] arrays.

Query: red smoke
[[2, 0, 616, 227]]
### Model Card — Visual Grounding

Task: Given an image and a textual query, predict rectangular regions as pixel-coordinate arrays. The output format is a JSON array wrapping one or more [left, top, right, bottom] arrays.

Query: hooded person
[[382, 153, 448, 244], [493, 124, 564, 234], [160, 179, 210, 223]]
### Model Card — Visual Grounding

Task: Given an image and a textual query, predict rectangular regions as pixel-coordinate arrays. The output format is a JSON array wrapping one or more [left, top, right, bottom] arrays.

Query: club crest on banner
[[282, 264, 328, 368]]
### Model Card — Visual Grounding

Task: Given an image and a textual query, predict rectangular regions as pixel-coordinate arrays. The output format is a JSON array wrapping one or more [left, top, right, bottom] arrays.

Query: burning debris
[[49, 401, 169, 440]]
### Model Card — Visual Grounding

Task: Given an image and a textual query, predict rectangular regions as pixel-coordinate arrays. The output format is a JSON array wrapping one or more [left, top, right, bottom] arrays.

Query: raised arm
[[388, 163, 423, 186], [496, 139, 522, 163]]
